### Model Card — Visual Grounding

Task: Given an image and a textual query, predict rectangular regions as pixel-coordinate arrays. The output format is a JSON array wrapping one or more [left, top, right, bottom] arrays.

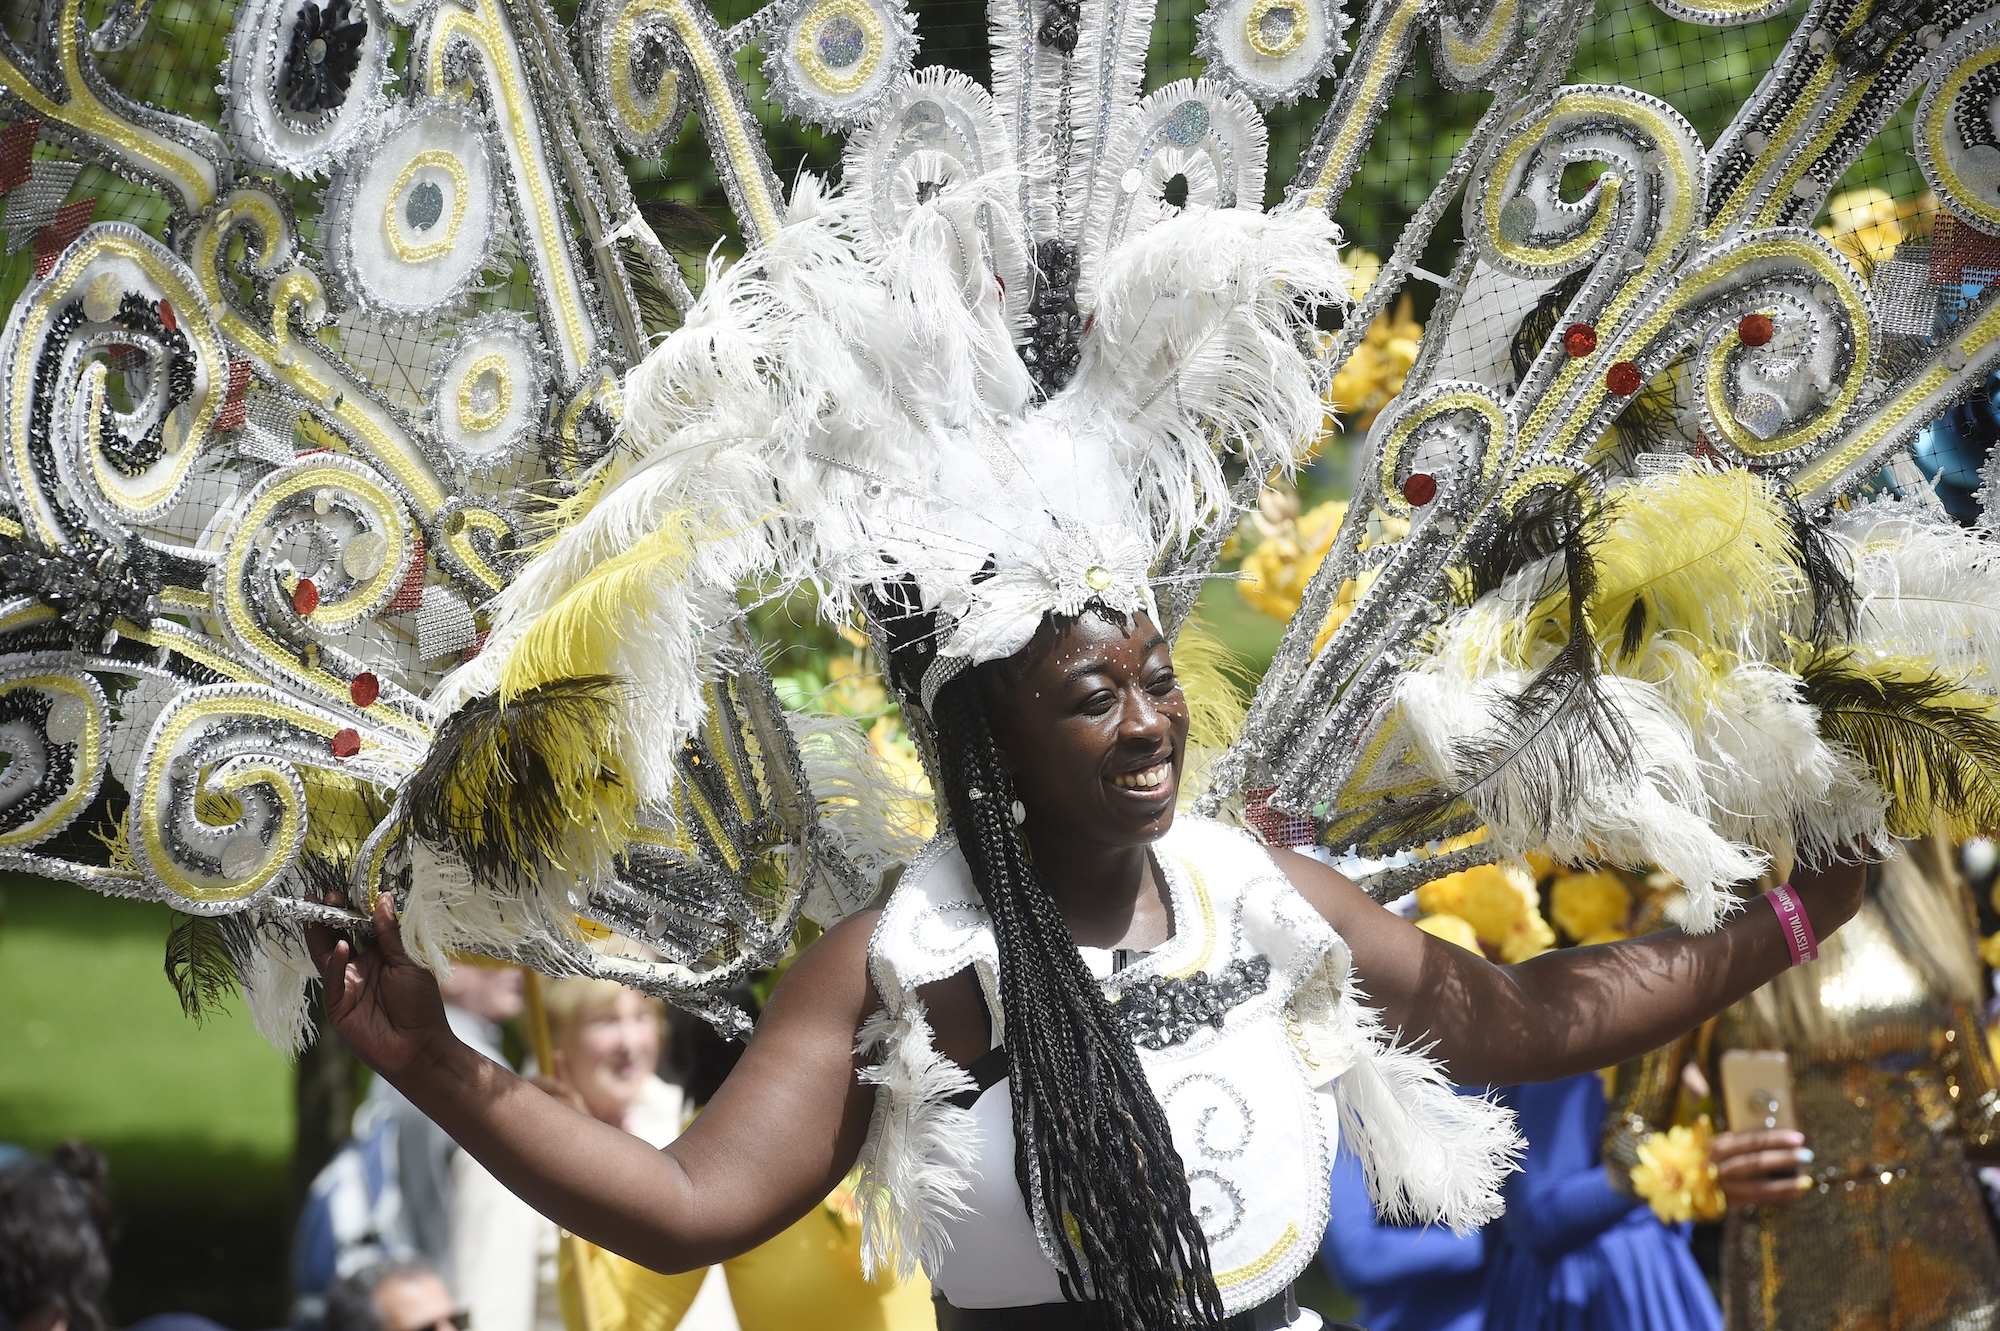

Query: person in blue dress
[[1320, 1141, 1491, 1331], [1484, 1072, 1721, 1331]]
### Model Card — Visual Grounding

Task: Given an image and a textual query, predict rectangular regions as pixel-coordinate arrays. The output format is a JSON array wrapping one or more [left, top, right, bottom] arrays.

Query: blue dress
[[1484, 1074, 1721, 1331], [1320, 1146, 1489, 1331]]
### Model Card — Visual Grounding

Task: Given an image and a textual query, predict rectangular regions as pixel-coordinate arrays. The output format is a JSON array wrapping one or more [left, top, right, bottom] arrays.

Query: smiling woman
[[308, 591, 1866, 1331]]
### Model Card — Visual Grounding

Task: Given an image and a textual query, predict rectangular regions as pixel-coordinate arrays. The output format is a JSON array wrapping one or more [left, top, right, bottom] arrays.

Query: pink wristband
[[1765, 884, 1818, 967]]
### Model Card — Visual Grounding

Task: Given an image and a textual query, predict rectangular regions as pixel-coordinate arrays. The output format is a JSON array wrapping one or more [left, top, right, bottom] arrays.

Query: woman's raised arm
[[306, 894, 883, 1271], [1274, 850, 1866, 1086]]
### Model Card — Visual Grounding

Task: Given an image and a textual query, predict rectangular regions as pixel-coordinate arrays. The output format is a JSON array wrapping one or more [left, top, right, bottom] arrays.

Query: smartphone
[[1719, 1049, 1798, 1134]]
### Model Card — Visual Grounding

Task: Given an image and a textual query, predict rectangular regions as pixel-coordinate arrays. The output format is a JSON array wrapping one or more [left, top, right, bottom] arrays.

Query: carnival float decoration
[[0, 0, 1997, 1050]]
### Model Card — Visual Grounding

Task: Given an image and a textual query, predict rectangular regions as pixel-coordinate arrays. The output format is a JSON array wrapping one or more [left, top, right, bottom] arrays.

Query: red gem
[[1083, 313, 1094, 334], [1562, 323, 1598, 357], [1738, 313, 1774, 347], [330, 728, 361, 759], [1401, 472, 1438, 506], [292, 578, 319, 615], [157, 298, 175, 331], [349, 672, 380, 707], [1605, 361, 1643, 396]]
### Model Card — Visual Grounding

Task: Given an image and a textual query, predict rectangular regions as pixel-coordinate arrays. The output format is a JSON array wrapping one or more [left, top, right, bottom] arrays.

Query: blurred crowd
[[9, 835, 2000, 1331]]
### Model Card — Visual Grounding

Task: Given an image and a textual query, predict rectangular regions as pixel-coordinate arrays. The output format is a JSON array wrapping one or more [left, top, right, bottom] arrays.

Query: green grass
[[0, 876, 294, 1326]]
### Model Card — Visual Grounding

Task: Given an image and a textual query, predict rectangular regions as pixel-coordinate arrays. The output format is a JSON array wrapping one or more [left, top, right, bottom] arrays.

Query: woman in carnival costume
[[11, 0, 2000, 1321], [297, 170, 1886, 1327]]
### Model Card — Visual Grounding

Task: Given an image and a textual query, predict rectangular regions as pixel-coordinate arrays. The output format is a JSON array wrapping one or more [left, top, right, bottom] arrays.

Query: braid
[[930, 679, 1225, 1331]]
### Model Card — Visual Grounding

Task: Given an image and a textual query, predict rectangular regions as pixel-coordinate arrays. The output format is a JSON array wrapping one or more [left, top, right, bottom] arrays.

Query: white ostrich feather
[[854, 1003, 981, 1281], [235, 912, 320, 1055], [789, 711, 933, 923], [1293, 954, 1521, 1231], [1835, 504, 2000, 689], [1397, 642, 1766, 930]]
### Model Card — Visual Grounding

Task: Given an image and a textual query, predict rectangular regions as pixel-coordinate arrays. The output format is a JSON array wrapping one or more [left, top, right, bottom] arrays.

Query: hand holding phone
[[1711, 1050, 1812, 1207]]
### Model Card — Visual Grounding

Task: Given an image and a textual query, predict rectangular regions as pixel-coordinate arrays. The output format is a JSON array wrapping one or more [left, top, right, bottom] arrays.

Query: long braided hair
[[874, 586, 1224, 1330]]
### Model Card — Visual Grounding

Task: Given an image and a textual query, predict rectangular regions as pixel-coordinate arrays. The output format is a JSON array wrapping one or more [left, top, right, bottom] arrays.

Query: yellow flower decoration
[[1817, 188, 1935, 269], [1459, 862, 1556, 963], [1417, 862, 1555, 962], [1237, 491, 1410, 659], [1239, 496, 1347, 621], [1329, 291, 1423, 434], [1416, 869, 1470, 919], [1630, 1116, 1727, 1224], [1416, 912, 1482, 953], [1550, 868, 1633, 942]]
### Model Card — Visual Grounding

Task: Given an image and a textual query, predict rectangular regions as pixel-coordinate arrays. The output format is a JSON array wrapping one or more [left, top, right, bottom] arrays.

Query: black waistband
[[934, 1286, 1308, 1331]]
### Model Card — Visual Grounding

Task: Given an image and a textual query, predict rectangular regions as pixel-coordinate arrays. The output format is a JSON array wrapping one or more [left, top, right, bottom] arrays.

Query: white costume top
[[854, 814, 1523, 1317]]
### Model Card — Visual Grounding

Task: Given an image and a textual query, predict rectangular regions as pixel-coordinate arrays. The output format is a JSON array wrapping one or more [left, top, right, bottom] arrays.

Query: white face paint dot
[[1121, 168, 1143, 195]]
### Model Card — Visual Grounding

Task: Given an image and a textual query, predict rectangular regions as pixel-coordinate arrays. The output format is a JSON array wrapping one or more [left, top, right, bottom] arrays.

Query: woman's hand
[[304, 890, 458, 1079], [1710, 1128, 1813, 1207], [1788, 855, 1868, 941]]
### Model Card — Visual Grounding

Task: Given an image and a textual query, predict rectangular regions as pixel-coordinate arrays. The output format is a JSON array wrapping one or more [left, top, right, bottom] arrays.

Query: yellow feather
[[1506, 468, 1804, 667], [497, 515, 703, 702], [1172, 616, 1250, 752], [1586, 467, 1802, 649]]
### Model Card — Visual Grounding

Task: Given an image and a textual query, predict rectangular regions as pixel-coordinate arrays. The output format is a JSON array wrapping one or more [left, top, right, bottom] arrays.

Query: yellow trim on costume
[[187, 198, 508, 593], [0, 601, 53, 634], [1437, 0, 1515, 72], [1162, 853, 1218, 979], [1377, 390, 1508, 511], [138, 693, 324, 903], [1245, 0, 1309, 58], [1923, 49, 2000, 232], [609, 15, 683, 140], [0, 0, 217, 212], [455, 353, 515, 432], [385, 150, 472, 264], [1789, 294, 2000, 503], [621, 0, 782, 243], [1296, 0, 1423, 214], [1215, 1223, 1302, 1291], [9, 231, 226, 543], [794, 0, 887, 96], [0, 674, 101, 848], [423, 0, 599, 378]]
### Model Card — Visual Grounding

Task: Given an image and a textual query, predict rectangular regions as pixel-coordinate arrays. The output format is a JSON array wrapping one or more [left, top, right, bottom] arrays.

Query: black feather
[[624, 199, 723, 335], [1618, 597, 1649, 661], [405, 676, 629, 885], [1364, 489, 1632, 846], [164, 912, 239, 1023], [1801, 650, 2000, 838], [1510, 271, 1588, 387], [1466, 477, 1590, 600], [1784, 490, 1858, 646]]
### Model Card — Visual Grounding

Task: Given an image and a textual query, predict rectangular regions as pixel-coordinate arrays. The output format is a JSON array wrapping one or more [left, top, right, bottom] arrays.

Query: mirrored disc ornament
[[1195, 0, 1347, 107], [225, 0, 390, 176], [426, 313, 549, 478], [323, 103, 501, 319], [1733, 391, 1789, 440], [761, 0, 918, 131]]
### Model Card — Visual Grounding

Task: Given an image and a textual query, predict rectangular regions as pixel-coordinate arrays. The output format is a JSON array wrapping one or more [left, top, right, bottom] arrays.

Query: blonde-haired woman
[[532, 978, 936, 1331], [452, 976, 737, 1331]]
